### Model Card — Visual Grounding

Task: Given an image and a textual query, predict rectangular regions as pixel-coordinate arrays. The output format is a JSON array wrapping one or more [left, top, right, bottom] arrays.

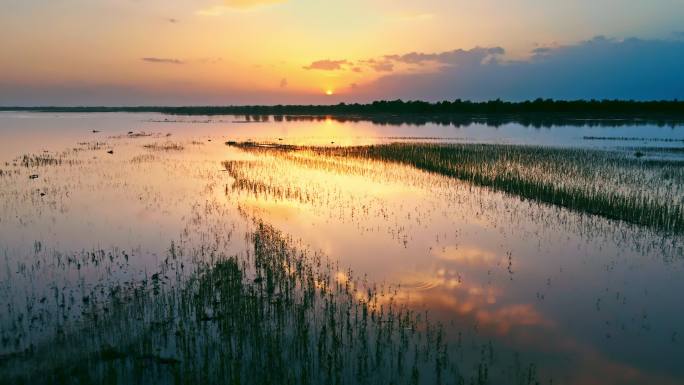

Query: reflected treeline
[[4, 99, 684, 128], [242, 113, 684, 129]]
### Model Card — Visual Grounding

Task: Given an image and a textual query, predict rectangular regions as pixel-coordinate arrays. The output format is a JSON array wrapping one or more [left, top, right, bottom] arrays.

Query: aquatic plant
[[143, 142, 185, 151]]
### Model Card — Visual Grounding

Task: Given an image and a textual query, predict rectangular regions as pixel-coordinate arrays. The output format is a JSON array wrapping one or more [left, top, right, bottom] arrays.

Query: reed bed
[[228, 142, 684, 233], [14, 153, 80, 168]]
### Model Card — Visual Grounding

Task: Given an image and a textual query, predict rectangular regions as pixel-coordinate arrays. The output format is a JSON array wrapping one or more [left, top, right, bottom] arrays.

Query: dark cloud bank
[[355, 37, 684, 101]]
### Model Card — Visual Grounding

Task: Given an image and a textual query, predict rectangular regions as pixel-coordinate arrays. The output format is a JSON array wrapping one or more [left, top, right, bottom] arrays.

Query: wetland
[[1, 112, 683, 385]]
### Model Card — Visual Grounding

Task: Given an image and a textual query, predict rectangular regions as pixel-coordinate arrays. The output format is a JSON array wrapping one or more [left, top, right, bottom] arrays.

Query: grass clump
[[143, 142, 185, 151]]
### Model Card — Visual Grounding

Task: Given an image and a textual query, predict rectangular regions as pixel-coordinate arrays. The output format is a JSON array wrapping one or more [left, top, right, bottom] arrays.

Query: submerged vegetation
[[228, 142, 684, 234]]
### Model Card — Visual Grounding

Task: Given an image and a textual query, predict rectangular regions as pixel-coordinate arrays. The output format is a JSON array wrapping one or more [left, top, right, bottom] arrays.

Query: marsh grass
[[228, 142, 684, 234], [130, 153, 158, 163], [623, 147, 684, 154], [583, 136, 684, 143], [144, 142, 185, 152], [15, 153, 80, 168]]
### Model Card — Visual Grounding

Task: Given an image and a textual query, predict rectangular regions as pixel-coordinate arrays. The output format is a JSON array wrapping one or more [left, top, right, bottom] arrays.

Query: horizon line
[[1, 98, 683, 110]]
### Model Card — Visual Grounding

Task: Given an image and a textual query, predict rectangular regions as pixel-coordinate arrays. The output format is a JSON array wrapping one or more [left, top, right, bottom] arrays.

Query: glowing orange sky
[[1, 0, 683, 104]]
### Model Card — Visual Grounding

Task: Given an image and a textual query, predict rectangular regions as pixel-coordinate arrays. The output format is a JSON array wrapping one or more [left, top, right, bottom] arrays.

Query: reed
[[2, 223, 505, 385]]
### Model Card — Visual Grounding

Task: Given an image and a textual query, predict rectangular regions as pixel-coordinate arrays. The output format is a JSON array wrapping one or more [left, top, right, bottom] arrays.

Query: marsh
[[0, 112, 683, 384]]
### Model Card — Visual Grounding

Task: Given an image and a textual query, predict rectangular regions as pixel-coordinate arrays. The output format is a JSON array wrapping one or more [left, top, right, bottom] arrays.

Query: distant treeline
[[3, 99, 684, 126], [3, 99, 684, 115]]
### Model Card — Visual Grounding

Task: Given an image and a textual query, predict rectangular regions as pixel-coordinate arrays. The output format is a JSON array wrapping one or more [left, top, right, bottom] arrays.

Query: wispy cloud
[[361, 59, 394, 72], [142, 57, 184, 64], [303, 59, 349, 71], [197, 57, 224, 64], [197, 0, 287, 15], [196, 6, 226, 16], [531, 47, 552, 55]]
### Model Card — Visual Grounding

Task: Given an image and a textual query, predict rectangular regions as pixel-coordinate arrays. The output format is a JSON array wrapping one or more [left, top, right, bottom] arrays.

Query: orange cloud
[[197, 0, 286, 15], [303, 59, 350, 71], [141, 57, 184, 64]]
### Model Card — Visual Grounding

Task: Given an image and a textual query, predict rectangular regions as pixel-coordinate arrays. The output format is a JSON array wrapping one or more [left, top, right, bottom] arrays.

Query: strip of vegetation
[[3, 99, 684, 127], [143, 142, 185, 151], [583, 136, 684, 142], [229, 142, 684, 234], [4, 99, 684, 115]]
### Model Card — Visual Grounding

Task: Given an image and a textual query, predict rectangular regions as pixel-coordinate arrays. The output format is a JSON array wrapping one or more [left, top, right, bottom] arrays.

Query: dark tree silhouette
[[3, 99, 684, 127]]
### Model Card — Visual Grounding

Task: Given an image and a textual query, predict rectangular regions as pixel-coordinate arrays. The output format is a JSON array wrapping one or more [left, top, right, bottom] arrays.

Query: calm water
[[1, 112, 683, 384]]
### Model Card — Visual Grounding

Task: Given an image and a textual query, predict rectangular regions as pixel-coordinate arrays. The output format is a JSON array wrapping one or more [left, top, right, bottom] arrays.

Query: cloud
[[143, 57, 221, 65], [197, 0, 286, 15], [196, 6, 226, 16], [197, 57, 223, 64], [307, 47, 503, 75], [142, 57, 184, 64], [303, 59, 349, 71], [167, 18, 179, 24], [531, 47, 552, 55], [359, 58, 395, 72], [386, 47, 504, 66], [371, 61, 394, 72], [353, 37, 684, 101], [364, 59, 394, 72]]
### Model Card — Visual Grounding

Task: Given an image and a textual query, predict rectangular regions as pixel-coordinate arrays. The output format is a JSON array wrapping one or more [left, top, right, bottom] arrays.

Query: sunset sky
[[2, 0, 684, 105]]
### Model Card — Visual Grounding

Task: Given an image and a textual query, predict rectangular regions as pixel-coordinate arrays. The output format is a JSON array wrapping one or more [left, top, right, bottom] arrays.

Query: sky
[[1, 0, 684, 105]]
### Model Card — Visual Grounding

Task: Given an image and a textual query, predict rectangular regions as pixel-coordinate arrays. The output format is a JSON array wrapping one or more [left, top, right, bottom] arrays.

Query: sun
[[325, 89, 334, 96]]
